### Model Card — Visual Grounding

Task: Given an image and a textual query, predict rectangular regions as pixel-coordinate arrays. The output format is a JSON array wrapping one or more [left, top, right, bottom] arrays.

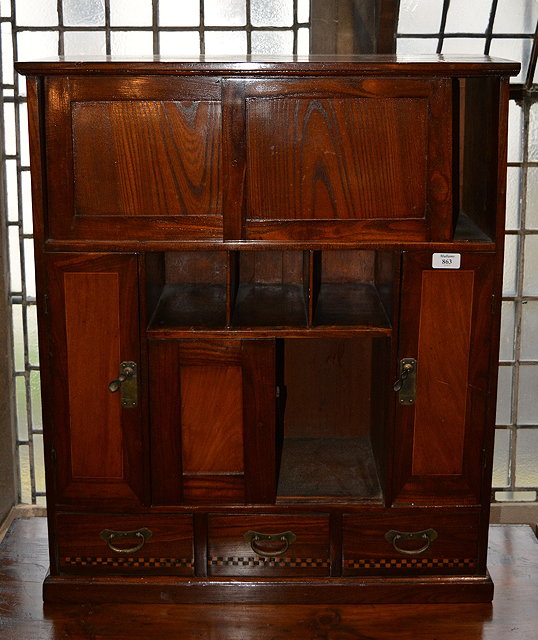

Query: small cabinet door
[[393, 252, 496, 505], [223, 77, 452, 242], [149, 339, 276, 505], [44, 254, 144, 508]]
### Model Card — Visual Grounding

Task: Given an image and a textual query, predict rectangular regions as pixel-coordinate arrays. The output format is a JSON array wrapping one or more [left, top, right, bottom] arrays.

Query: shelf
[[277, 436, 383, 503], [313, 283, 390, 329], [232, 283, 307, 328], [150, 284, 226, 329]]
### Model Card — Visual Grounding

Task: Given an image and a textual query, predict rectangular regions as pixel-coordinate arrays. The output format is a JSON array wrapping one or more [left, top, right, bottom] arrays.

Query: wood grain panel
[[64, 272, 122, 479], [73, 100, 221, 217], [181, 364, 244, 474], [246, 96, 428, 221], [412, 271, 474, 476]]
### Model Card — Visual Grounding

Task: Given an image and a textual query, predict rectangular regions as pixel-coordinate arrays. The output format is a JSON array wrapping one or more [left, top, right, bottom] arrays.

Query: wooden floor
[[0, 518, 536, 639]]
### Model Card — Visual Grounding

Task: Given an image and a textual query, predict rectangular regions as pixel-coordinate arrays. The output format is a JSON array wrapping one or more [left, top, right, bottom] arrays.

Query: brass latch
[[393, 358, 417, 405], [108, 361, 138, 408]]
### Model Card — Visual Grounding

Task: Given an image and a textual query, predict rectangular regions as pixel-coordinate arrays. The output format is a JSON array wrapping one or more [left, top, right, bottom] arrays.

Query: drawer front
[[56, 514, 194, 576], [343, 510, 481, 576], [208, 514, 330, 577]]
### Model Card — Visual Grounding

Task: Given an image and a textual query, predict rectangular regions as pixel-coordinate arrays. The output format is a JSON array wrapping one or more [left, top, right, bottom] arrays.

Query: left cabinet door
[[44, 254, 145, 508]]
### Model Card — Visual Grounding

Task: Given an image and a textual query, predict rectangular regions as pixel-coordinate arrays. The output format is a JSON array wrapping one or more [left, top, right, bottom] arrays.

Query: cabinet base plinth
[[43, 573, 494, 605]]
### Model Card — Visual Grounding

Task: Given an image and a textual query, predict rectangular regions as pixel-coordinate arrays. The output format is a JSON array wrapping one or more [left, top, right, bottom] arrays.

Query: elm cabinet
[[17, 55, 519, 604]]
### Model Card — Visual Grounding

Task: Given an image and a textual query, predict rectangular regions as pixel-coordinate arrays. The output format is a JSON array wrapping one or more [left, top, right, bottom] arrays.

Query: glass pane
[[30, 370, 42, 429], [398, 0, 444, 34], [110, 31, 154, 55], [520, 301, 538, 361], [493, 0, 538, 34], [298, 0, 309, 23], [495, 490, 536, 501], [19, 102, 30, 167], [522, 235, 538, 295], [19, 444, 31, 503], [396, 38, 439, 54], [24, 238, 36, 299], [160, 32, 200, 56], [525, 167, 538, 230], [499, 301, 516, 362], [503, 234, 519, 296], [205, 30, 247, 55], [6, 158, 18, 222], [33, 435, 46, 494], [445, 0, 492, 33], [505, 166, 522, 230], [159, 0, 200, 26], [110, 0, 153, 26], [9, 225, 22, 292], [1, 1, 11, 17], [62, 0, 105, 27], [489, 38, 532, 83], [204, 0, 246, 26], [2, 22, 14, 85], [440, 38, 486, 54], [3, 102, 16, 156], [64, 31, 106, 56], [508, 101, 523, 163], [15, 0, 58, 26], [251, 30, 294, 55], [517, 365, 538, 424], [515, 429, 538, 487], [297, 27, 309, 55], [492, 428, 511, 487], [17, 30, 59, 61], [27, 304, 39, 366], [11, 303, 24, 373], [15, 375, 28, 440], [496, 365, 513, 425], [529, 102, 538, 161], [21, 171, 33, 235], [251, 0, 293, 27]]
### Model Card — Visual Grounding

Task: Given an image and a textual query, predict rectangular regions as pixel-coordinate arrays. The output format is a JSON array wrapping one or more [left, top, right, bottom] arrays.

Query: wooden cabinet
[[17, 55, 519, 604]]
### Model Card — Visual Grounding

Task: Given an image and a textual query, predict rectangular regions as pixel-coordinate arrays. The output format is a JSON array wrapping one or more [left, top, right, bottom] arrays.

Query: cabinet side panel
[[64, 272, 123, 479], [412, 270, 474, 476]]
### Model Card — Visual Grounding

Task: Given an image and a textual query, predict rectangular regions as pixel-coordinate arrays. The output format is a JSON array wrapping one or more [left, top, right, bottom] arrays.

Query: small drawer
[[343, 510, 480, 576], [208, 514, 330, 577], [56, 513, 194, 576]]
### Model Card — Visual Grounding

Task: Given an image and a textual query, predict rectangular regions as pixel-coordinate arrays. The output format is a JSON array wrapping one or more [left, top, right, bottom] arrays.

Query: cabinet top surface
[[16, 54, 520, 76]]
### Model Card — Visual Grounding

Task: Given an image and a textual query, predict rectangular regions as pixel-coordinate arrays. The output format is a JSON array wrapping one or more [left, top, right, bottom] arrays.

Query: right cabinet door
[[393, 252, 496, 505]]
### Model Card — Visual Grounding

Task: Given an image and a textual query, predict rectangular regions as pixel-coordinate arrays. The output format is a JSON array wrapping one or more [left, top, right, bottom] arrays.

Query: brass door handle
[[108, 361, 138, 408], [393, 358, 417, 404], [384, 528, 438, 555], [244, 530, 297, 557], [99, 527, 152, 554]]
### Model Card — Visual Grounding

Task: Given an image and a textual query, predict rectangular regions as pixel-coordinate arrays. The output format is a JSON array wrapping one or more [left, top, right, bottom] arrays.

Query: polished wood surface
[[0, 518, 536, 639]]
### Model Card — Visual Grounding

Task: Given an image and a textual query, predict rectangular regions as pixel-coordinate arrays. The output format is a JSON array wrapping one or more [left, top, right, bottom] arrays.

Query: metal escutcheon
[[244, 530, 297, 557], [384, 528, 438, 555], [99, 527, 152, 554]]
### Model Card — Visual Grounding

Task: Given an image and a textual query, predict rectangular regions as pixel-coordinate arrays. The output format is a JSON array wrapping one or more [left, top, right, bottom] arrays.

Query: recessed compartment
[[208, 514, 330, 577], [276, 336, 390, 504]]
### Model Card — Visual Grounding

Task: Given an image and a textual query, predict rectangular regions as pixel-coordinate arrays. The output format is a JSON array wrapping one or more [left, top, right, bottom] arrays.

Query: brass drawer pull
[[384, 528, 438, 556], [244, 530, 297, 557], [99, 527, 152, 554]]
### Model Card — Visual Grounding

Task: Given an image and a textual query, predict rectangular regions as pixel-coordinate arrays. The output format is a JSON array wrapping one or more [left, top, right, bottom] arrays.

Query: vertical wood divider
[[226, 251, 240, 328]]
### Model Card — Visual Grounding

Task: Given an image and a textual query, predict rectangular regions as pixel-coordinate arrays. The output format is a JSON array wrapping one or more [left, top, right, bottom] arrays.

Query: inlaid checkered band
[[345, 557, 477, 570], [208, 556, 330, 568], [63, 556, 193, 568]]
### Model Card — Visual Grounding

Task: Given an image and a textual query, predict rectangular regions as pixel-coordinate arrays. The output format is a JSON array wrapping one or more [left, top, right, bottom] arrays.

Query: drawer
[[56, 513, 194, 576], [343, 510, 480, 576], [208, 514, 330, 577]]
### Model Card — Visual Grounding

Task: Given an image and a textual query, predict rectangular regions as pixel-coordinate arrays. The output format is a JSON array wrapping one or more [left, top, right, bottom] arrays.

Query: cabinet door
[[149, 339, 276, 505], [44, 254, 144, 508], [44, 76, 222, 241], [393, 252, 496, 504], [223, 77, 452, 242]]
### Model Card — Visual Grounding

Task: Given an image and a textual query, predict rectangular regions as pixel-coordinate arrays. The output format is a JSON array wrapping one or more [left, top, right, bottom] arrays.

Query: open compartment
[[147, 251, 228, 330], [231, 251, 308, 328], [312, 250, 394, 329], [276, 336, 390, 504]]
